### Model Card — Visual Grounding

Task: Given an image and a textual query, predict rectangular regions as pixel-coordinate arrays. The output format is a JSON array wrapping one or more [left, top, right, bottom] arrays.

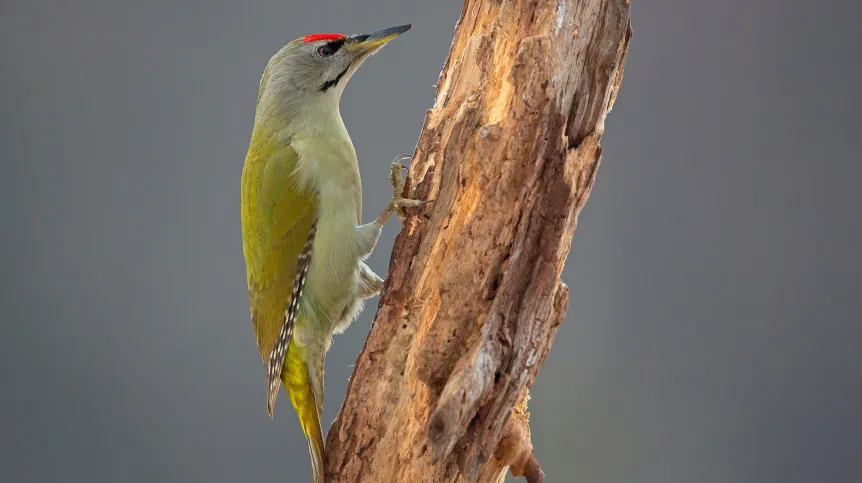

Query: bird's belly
[[300, 189, 361, 333]]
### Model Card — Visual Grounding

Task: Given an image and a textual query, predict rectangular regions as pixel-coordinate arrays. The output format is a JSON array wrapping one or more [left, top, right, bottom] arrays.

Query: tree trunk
[[325, 0, 631, 481]]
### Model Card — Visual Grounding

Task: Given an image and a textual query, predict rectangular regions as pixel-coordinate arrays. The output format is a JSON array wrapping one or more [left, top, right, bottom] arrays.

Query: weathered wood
[[325, 0, 631, 481]]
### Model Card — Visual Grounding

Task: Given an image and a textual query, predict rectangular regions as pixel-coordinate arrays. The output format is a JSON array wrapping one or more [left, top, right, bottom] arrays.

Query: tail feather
[[283, 341, 325, 483], [306, 430, 324, 483]]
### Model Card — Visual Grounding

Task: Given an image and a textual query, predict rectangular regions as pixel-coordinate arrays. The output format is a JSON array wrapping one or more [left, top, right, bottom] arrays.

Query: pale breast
[[290, 135, 363, 327]]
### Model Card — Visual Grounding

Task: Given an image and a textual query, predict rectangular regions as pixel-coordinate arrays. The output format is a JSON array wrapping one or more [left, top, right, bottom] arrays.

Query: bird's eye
[[316, 45, 334, 57]]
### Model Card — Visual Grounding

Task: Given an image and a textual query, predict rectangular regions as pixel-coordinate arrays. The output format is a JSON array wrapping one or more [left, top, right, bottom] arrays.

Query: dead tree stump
[[325, 0, 632, 481]]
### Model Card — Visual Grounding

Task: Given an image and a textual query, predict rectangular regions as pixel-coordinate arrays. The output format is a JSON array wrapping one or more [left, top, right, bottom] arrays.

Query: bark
[[325, 0, 631, 481]]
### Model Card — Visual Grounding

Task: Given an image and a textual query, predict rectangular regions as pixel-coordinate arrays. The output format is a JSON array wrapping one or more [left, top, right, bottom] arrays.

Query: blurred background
[[1, 1, 860, 482]]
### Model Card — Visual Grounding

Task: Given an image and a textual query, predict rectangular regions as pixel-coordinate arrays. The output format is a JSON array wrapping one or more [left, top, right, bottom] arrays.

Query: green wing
[[241, 132, 317, 411]]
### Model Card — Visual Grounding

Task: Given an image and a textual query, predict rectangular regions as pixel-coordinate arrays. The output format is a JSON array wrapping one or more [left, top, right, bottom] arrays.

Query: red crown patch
[[301, 33, 346, 43]]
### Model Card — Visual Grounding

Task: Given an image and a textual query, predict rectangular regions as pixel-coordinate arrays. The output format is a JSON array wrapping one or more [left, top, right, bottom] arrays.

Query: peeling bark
[[325, 0, 631, 481]]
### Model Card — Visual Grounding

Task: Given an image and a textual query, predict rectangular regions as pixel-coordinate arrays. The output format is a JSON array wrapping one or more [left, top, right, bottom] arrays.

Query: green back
[[240, 128, 317, 361]]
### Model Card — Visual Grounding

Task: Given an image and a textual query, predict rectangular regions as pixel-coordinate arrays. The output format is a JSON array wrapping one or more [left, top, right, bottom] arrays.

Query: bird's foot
[[377, 154, 432, 224]]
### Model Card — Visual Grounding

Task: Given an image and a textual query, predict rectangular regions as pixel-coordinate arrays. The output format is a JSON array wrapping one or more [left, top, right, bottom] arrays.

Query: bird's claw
[[390, 198, 433, 222], [387, 155, 431, 221], [393, 153, 413, 164]]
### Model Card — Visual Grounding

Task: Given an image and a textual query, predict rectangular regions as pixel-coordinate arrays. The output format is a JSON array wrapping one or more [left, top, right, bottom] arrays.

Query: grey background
[[1, 0, 860, 482]]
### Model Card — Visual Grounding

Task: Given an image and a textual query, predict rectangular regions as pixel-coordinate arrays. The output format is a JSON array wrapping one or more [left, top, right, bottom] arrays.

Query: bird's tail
[[283, 341, 325, 483]]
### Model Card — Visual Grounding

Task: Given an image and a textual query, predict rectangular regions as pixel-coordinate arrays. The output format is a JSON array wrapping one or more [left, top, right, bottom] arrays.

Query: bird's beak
[[348, 24, 412, 56]]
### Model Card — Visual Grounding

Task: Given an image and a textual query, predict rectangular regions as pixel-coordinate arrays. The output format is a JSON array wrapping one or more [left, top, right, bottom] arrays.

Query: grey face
[[289, 36, 355, 93]]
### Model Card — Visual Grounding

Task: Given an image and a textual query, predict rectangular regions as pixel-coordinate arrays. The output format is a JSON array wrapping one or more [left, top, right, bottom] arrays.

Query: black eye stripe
[[316, 38, 344, 58], [326, 38, 345, 51]]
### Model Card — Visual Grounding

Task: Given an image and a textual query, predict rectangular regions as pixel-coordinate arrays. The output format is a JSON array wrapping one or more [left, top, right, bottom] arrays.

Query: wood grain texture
[[325, 0, 631, 481]]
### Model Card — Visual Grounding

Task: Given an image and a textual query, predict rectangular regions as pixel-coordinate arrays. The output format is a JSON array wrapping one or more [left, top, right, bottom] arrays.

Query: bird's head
[[256, 24, 411, 121]]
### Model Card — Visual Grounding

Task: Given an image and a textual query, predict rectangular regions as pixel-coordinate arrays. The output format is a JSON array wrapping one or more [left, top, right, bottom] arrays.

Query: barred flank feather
[[267, 221, 317, 417]]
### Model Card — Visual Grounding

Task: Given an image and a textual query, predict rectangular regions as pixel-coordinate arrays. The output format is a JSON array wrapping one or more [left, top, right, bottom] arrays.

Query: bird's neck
[[254, 96, 351, 148], [256, 78, 344, 134], [252, 97, 358, 193]]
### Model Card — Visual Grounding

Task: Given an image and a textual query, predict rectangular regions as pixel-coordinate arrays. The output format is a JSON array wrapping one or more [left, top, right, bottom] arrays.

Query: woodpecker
[[240, 24, 424, 482]]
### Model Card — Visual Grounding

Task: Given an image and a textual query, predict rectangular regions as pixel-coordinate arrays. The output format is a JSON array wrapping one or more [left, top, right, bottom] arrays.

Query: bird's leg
[[357, 262, 384, 299], [385, 155, 432, 222], [354, 154, 432, 258]]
